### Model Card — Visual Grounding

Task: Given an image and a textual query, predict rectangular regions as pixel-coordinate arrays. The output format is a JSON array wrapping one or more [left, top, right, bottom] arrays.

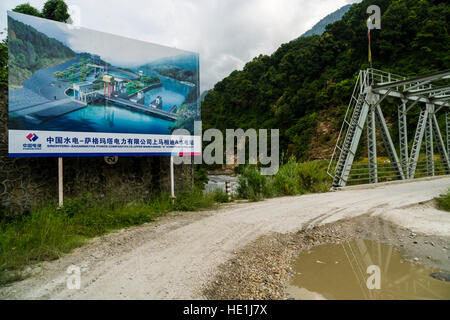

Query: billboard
[[7, 11, 200, 157]]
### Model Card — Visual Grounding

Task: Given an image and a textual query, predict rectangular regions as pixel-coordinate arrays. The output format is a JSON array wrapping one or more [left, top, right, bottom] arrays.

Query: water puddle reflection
[[287, 240, 450, 300]]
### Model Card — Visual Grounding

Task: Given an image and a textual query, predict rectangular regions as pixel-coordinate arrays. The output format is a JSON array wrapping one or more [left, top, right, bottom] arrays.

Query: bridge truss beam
[[425, 104, 435, 177], [328, 68, 450, 187], [432, 114, 450, 175], [398, 100, 409, 178], [375, 102, 405, 180], [367, 104, 377, 184], [447, 113, 450, 160]]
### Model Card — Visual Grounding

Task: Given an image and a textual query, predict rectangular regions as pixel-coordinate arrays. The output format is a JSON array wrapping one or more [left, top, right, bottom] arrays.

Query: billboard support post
[[58, 157, 63, 207], [170, 156, 175, 203]]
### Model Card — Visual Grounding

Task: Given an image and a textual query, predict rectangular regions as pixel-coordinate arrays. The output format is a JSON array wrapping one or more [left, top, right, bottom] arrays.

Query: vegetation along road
[[1, 176, 449, 299]]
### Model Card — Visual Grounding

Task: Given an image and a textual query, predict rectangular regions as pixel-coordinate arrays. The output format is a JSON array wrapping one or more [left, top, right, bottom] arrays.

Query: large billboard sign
[[7, 11, 200, 157]]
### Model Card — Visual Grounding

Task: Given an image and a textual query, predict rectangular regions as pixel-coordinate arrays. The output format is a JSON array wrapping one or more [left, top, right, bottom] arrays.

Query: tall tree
[[42, 0, 70, 23], [12, 3, 42, 17], [201, 0, 450, 161], [0, 38, 7, 87], [1, 0, 72, 89]]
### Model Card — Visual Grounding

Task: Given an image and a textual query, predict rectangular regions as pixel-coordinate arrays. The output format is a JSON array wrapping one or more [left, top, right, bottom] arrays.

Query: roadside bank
[[203, 213, 450, 300]]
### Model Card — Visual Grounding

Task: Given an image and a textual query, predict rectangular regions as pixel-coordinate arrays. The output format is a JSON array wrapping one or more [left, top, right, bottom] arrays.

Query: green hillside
[[201, 0, 450, 161], [8, 17, 75, 87]]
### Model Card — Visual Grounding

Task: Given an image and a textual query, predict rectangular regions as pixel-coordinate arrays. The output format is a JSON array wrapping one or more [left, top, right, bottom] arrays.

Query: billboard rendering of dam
[[7, 11, 200, 157]]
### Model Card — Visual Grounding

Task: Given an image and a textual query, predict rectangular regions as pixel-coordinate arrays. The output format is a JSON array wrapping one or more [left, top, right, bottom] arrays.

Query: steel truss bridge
[[328, 68, 450, 187]]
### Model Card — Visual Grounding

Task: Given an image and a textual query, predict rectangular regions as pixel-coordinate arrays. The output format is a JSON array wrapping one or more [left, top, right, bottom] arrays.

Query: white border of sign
[[9, 130, 201, 157]]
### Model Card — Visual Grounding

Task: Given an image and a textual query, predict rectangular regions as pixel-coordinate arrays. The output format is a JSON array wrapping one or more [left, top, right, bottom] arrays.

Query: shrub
[[173, 188, 216, 211], [436, 189, 450, 212], [237, 165, 270, 201], [296, 161, 330, 193], [58, 193, 95, 217], [237, 158, 331, 201], [271, 157, 301, 196], [210, 188, 229, 203], [194, 165, 209, 190]]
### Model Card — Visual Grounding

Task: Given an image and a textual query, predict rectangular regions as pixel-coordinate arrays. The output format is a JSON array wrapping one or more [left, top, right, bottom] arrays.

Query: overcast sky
[[1, 0, 359, 91], [9, 11, 197, 69]]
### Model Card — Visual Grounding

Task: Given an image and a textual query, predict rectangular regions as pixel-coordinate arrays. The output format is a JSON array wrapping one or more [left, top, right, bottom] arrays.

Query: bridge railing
[[368, 68, 406, 85], [328, 159, 448, 186], [369, 68, 450, 94]]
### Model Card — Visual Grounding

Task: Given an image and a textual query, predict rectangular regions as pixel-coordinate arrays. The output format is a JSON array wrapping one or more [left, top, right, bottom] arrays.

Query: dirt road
[[1, 176, 449, 300]]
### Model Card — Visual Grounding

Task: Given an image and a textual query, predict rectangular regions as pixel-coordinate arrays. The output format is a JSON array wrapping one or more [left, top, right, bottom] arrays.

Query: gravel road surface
[[1, 176, 449, 300]]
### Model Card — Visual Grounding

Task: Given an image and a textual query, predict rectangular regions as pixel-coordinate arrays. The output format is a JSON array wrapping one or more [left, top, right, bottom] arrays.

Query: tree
[[12, 3, 42, 18], [0, 38, 7, 87], [53, 71, 64, 80], [78, 72, 87, 81], [42, 0, 70, 23], [2, 4, 73, 88], [201, 0, 450, 161]]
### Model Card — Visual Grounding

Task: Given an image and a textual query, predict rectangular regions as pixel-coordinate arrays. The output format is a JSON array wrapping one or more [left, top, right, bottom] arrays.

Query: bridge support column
[[375, 100, 405, 180], [367, 104, 378, 184], [425, 104, 435, 177], [332, 81, 371, 187], [409, 107, 428, 179], [340, 92, 370, 187], [447, 113, 450, 161], [432, 114, 450, 174], [398, 100, 409, 178]]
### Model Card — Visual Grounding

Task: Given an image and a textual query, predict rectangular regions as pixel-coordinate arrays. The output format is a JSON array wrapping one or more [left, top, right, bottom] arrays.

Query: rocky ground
[[203, 212, 450, 300]]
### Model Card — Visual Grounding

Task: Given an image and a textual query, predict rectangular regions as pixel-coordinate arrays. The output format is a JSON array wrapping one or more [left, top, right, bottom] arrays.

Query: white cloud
[[1, 0, 361, 91]]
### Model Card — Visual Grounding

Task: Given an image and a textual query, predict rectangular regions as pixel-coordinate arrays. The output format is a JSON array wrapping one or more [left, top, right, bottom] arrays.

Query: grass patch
[[173, 188, 217, 211], [0, 190, 217, 285], [209, 188, 230, 204], [435, 189, 450, 212], [236, 158, 331, 201]]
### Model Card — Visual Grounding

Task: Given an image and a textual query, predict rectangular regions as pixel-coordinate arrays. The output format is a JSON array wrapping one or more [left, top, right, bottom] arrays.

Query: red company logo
[[26, 133, 39, 142]]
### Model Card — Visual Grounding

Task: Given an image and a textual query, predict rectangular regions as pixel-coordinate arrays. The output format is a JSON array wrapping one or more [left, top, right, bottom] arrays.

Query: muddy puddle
[[286, 240, 450, 300]]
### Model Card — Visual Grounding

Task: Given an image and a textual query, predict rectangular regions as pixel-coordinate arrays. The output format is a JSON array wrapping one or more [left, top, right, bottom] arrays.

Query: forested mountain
[[301, 4, 351, 38], [8, 16, 75, 87], [143, 53, 199, 71], [140, 53, 199, 84], [201, 0, 450, 161]]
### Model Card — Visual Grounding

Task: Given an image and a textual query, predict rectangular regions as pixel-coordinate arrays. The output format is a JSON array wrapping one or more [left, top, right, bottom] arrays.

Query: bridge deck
[[103, 96, 178, 121], [11, 98, 87, 124]]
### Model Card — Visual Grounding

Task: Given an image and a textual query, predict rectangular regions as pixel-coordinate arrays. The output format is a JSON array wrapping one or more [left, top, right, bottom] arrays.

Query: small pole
[[225, 181, 231, 202], [58, 157, 63, 207], [170, 156, 175, 203]]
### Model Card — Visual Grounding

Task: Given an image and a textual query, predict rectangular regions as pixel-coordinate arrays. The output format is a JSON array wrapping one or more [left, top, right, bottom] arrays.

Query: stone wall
[[0, 87, 193, 217]]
